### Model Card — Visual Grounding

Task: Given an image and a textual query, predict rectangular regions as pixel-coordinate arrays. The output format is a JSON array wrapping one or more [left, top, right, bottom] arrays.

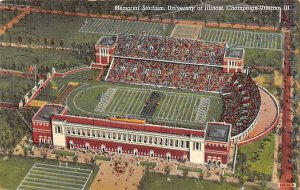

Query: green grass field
[[0, 46, 87, 72], [0, 75, 34, 103], [0, 10, 20, 27], [240, 133, 275, 175], [244, 48, 283, 68], [0, 156, 97, 190], [200, 27, 282, 50], [0, 13, 101, 48], [139, 173, 262, 190], [79, 18, 174, 36], [17, 163, 92, 190], [65, 82, 223, 129]]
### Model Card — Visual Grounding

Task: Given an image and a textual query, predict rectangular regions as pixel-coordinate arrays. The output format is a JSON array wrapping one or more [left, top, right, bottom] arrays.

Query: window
[[175, 140, 179, 147], [193, 142, 201, 150], [181, 141, 184, 148], [118, 133, 121, 140], [82, 130, 86, 136], [149, 137, 152, 144], [113, 133, 116, 140], [159, 138, 163, 145], [128, 134, 132, 141], [186, 141, 190, 148], [133, 135, 136, 142], [165, 138, 168, 146], [87, 129, 90, 136], [55, 126, 62, 134], [67, 127, 71, 134], [154, 137, 157, 145], [123, 134, 127, 141], [170, 139, 173, 146], [92, 130, 96, 137], [138, 135, 142, 142], [144, 136, 147, 143], [108, 132, 111, 139], [72, 128, 76, 135]]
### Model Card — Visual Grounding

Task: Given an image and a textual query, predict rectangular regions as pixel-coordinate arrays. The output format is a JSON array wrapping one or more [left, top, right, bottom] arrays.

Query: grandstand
[[104, 34, 261, 137], [114, 34, 226, 66]]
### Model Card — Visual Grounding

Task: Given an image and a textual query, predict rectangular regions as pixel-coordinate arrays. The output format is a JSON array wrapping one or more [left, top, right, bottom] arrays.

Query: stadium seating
[[107, 58, 231, 92], [221, 73, 261, 136], [107, 34, 261, 137], [114, 34, 226, 65]]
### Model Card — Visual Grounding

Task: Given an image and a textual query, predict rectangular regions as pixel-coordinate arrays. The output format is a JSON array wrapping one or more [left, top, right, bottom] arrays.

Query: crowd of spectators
[[221, 73, 261, 136], [114, 34, 226, 66], [107, 58, 231, 92]]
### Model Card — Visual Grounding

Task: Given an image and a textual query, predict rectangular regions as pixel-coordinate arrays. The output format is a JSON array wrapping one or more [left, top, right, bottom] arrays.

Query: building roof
[[205, 123, 231, 143], [225, 48, 244, 59], [96, 36, 117, 46], [33, 104, 65, 122]]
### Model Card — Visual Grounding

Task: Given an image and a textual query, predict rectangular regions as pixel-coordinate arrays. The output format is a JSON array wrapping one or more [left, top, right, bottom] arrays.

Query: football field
[[67, 83, 223, 128], [200, 28, 283, 50], [17, 163, 92, 190], [79, 18, 173, 36]]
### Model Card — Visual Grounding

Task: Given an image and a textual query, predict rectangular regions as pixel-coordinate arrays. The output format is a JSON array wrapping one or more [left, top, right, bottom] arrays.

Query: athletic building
[[32, 104, 231, 166]]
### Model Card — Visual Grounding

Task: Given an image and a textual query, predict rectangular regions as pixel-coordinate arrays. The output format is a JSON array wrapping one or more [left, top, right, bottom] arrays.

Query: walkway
[[280, 30, 293, 189]]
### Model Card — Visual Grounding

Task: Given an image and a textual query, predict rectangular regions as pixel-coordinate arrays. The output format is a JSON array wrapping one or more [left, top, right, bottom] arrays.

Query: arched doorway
[[133, 149, 138, 157], [85, 142, 90, 150], [101, 144, 106, 152], [117, 146, 122, 154], [166, 152, 171, 161], [150, 150, 154, 158], [69, 140, 74, 149]]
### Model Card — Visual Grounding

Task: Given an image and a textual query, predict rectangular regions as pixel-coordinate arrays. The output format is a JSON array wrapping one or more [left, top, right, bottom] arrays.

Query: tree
[[60, 39, 64, 48], [182, 169, 189, 178], [73, 155, 78, 163], [44, 38, 48, 48], [18, 35, 22, 45], [164, 165, 171, 176], [51, 39, 55, 49]]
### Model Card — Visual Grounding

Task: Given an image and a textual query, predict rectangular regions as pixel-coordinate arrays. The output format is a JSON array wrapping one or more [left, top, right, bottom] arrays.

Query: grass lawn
[[177, 166, 202, 173], [1, 13, 101, 48], [0, 10, 20, 27], [35, 69, 99, 102], [0, 75, 34, 103], [240, 133, 275, 175], [0, 46, 86, 72], [0, 156, 98, 190], [140, 161, 157, 168], [94, 155, 111, 161], [245, 48, 283, 68], [51, 149, 75, 156], [139, 172, 262, 190]]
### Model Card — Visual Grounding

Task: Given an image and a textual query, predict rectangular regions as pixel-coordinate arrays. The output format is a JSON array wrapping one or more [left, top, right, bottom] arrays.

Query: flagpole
[[34, 64, 36, 87]]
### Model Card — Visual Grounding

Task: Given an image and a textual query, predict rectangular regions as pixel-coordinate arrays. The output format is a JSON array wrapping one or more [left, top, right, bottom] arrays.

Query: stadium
[[30, 33, 279, 166]]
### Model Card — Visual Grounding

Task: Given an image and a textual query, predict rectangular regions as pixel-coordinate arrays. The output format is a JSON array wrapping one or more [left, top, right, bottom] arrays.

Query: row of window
[[58, 126, 203, 150]]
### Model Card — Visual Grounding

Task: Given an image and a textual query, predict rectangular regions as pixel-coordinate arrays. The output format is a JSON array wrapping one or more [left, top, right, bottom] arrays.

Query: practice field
[[0, 13, 100, 48], [79, 18, 173, 36], [66, 83, 223, 129], [200, 28, 282, 50], [17, 163, 92, 190]]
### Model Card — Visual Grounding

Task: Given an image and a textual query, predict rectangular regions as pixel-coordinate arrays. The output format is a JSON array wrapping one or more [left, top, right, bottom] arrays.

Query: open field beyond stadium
[[79, 18, 174, 36], [200, 28, 282, 50]]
